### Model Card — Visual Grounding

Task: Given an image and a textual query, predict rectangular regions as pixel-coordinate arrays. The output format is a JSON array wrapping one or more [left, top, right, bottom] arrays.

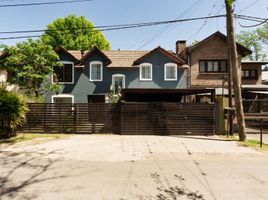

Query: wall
[[0, 70, 19, 92], [190, 36, 228, 88], [190, 36, 247, 89]]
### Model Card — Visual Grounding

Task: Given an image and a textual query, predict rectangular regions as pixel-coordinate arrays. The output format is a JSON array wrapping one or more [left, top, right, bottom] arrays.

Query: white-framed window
[[164, 63, 177, 81], [53, 61, 74, 84], [90, 61, 103, 81], [51, 94, 74, 103], [112, 74, 125, 93], [139, 63, 152, 81]]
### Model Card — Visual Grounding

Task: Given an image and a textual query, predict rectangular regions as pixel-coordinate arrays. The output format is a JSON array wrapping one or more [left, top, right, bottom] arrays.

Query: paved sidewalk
[[0, 135, 268, 200]]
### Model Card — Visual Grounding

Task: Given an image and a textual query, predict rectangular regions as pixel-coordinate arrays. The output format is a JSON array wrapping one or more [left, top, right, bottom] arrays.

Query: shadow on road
[[0, 149, 72, 200]]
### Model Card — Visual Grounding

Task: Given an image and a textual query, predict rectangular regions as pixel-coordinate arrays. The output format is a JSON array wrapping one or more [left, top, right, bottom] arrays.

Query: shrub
[[0, 87, 27, 138]]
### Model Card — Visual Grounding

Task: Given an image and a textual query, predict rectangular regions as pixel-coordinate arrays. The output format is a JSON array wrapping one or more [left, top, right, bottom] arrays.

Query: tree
[[237, 30, 266, 61], [0, 39, 61, 98], [225, 0, 246, 141], [0, 86, 27, 138], [41, 15, 111, 50], [257, 22, 268, 46]]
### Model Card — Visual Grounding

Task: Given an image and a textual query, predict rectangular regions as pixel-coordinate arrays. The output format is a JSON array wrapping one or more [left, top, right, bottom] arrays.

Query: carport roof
[[121, 88, 216, 102]]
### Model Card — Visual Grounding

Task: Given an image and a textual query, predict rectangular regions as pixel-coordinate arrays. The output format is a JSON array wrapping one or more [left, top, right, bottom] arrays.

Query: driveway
[[0, 135, 268, 200]]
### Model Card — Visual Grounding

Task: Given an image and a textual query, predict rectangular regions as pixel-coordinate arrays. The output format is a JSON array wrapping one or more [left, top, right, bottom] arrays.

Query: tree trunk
[[225, 0, 246, 141]]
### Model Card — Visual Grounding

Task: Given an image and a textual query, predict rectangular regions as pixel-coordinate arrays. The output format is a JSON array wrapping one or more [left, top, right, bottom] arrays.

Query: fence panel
[[21, 102, 215, 135], [121, 102, 215, 135]]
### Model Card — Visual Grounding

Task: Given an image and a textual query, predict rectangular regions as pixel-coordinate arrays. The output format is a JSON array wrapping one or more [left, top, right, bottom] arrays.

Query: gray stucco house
[[46, 46, 189, 103]]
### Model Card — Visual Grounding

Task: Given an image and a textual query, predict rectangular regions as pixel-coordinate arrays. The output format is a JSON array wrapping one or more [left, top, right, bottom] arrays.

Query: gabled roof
[[190, 31, 252, 57], [133, 46, 185, 66], [67, 49, 148, 67], [80, 46, 111, 65], [56, 46, 186, 68], [102, 50, 148, 67], [55, 46, 80, 62]]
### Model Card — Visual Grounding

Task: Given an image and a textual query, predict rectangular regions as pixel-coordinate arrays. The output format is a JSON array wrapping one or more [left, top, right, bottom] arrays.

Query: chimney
[[81, 50, 85, 57], [176, 40, 186, 55], [176, 40, 187, 61]]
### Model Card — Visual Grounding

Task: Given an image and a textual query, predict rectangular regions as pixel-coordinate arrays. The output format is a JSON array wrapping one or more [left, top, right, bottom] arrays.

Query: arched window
[[112, 74, 125, 93]]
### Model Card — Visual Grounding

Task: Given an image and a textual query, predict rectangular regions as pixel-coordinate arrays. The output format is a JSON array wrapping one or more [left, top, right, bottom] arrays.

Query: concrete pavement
[[0, 135, 268, 200]]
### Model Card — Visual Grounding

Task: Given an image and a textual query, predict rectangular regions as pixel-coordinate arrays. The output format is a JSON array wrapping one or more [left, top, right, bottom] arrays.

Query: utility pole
[[225, 0, 246, 141]]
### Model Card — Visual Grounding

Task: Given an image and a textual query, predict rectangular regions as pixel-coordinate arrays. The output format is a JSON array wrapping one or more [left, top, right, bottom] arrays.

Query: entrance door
[[112, 74, 125, 94]]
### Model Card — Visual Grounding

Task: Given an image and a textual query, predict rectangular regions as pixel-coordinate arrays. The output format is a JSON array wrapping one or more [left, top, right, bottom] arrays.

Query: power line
[[0, 0, 93, 8], [236, 0, 261, 14], [187, 0, 221, 41], [134, 0, 202, 50], [0, 14, 266, 40], [0, 14, 265, 36], [0, 14, 227, 36]]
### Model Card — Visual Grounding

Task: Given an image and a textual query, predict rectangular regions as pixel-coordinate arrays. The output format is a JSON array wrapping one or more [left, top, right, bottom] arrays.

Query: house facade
[[47, 46, 188, 103], [2, 31, 266, 103], [176, 31, 266, 93]]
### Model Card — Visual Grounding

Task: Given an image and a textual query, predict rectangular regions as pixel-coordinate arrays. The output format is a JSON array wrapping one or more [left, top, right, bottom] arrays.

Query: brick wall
[[190, 36, 246, 88]]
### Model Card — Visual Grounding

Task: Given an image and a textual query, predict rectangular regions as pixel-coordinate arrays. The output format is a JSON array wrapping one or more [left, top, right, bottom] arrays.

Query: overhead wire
[[0, 0, 93, 8], [133, 0, 202, 50], [187, 0, 221, 41], [0, 14, 266, 40], [236, 0, 261, 14]]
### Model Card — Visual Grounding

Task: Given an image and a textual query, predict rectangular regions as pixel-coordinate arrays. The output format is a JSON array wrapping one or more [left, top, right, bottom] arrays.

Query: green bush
[[0, 87, 27, 138]]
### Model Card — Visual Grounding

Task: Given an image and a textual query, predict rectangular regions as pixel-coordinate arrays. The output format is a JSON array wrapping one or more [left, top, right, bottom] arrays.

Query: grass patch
[[240, 139, 268, 152], [0, 133, 70, 144]]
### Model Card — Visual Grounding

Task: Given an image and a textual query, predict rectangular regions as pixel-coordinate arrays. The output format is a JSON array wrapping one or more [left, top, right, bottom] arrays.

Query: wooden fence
[[21, 102, 215, 135]]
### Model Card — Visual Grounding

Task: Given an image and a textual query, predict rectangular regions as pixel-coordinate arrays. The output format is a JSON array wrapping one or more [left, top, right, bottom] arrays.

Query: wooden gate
[[121, 102, 215, 135], [22, 102, 215, 135]]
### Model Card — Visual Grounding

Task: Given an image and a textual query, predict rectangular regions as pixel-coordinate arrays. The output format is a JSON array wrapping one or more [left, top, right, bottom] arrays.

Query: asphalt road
[[0, 135, 268, 200]]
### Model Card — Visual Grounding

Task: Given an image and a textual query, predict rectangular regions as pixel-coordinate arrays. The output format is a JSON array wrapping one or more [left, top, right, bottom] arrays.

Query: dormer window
[[53, 61, 74, 84], [90, 61, 103, 81], [140, 63, 152, 81], [164, 63, 177, 81]]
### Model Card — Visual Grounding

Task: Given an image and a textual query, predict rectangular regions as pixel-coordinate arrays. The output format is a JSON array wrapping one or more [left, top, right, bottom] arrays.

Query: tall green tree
[[237, 30, 266, 61], [257, 22, 268, 46], [41, 15, 111, 50], [0, 39, 61, 98]]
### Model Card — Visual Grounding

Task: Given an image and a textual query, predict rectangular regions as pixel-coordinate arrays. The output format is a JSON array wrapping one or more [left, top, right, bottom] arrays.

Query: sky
[[0, 0, 267, 51]]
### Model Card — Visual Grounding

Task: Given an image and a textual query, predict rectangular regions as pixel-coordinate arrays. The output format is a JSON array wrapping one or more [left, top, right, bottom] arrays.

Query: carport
[[119, 89, 216, 135]]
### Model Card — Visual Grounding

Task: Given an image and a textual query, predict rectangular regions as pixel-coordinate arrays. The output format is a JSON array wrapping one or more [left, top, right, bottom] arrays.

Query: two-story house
[[47, 46, 188, 103]]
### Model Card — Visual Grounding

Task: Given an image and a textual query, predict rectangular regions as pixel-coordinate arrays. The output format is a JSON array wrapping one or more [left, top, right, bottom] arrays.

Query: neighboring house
[[175, 31, 268, 97], [261, 70, 268, 85], [0, 51, 18, 92], [47, 46, 188, 103], [177, 31, 250, 89]]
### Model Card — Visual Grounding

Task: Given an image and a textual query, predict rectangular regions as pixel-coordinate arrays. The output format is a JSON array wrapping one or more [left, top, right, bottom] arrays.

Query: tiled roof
[[67, 50, 89, 60], [67, 50, 148, 67], [103, 50, 148, 67]]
